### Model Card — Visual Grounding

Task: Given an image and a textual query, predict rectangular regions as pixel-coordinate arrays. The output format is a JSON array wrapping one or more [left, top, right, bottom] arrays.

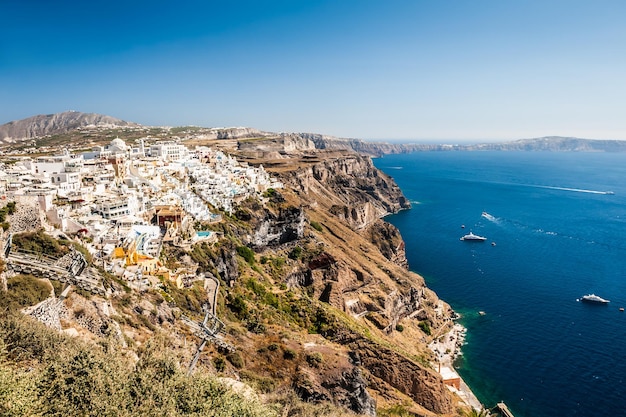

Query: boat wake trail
[[528, 184, 613, 195]]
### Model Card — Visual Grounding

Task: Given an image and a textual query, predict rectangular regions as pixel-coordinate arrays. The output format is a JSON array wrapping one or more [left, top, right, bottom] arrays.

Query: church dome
[[110, 137, 128, 151]]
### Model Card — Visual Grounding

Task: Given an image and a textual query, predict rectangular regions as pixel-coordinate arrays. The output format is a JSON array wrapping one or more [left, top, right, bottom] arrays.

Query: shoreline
[[428, 321, 483, 411]]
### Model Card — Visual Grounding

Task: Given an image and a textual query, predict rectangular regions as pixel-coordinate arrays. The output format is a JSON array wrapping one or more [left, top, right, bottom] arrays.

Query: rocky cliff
[[159, 147, 459, 415], [296, 133, 445, 156], [237, 150, 459, 415], [299, 133, 626, 155], [280, 151, 410, 230], [237, 133, 317, 158]]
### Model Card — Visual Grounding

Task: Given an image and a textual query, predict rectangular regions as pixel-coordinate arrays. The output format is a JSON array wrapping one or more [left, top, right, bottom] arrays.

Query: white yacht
[[460, 232, 487, 241], [580, 294, 610, 304]]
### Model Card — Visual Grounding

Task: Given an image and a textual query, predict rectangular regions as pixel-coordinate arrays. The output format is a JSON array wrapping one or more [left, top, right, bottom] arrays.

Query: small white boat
[[460, 231, 487, 241]]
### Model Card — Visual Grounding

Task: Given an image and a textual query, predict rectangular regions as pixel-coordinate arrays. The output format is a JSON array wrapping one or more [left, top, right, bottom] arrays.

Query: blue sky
[[1, 0, 625, 141]]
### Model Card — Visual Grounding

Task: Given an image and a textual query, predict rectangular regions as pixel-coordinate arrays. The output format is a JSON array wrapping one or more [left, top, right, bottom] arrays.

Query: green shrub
[[226, 351, 244, 369], [305, 352, 323, 368], [271, 257, 285, 268], [378, 403, 414, 417], [283, 348, 297, 360], [1, 275, 51, 312], [227, 294, 249, 320], [240, 370, 278, 394], [246, 278, 266, 297], [263, 292, 279, 309], [395, 324, 404, 332], [288, 246, 302, 260], [0, 202, 16, 223], [11, 230, 67, 257], [214, 356, 226, 372], [418, 321, 431, 335], [237, 246, 256, 265], [246, 317, 266, 334], [310, 221, 323, 232], [118, 294, 133, 307]]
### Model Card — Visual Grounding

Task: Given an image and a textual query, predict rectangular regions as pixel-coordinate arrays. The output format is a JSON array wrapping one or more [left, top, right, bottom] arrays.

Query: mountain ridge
[[4, 111, 626, 154], [0, 111, 140, 142]]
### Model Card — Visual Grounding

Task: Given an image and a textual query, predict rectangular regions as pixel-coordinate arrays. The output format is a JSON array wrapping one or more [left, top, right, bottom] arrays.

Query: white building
[[149, 142, 189, 162], [93, 194, 139, 220]]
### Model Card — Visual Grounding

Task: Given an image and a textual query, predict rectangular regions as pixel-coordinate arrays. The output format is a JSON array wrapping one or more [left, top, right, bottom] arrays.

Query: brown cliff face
[[283, 152, 410, 230], [293, 359, 377, 416], [239, 152, 457, 415], [366, 220, 409, 269], [344, 335, 454, 415], [237, 133, 317, 157]]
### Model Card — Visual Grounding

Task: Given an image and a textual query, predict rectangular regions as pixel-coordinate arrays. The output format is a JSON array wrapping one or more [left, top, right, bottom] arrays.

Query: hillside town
[[0, 137, 283, 289]]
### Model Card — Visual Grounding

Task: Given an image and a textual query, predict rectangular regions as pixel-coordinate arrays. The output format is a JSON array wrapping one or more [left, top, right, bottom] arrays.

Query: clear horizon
[[2, 1, 626, 141]]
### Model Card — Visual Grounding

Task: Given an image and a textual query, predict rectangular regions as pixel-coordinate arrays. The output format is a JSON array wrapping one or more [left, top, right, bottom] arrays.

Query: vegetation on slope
[[0, 147, 463, 416], [0, 313, 274, 417]]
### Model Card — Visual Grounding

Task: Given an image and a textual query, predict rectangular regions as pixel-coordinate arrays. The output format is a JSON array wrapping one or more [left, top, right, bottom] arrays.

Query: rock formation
[[284, 152, 410, 230], [252, 206, 306, 248]]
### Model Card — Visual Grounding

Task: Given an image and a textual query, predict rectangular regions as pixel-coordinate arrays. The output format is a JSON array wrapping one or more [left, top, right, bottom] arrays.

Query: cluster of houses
[[0, 137, 283, 288]]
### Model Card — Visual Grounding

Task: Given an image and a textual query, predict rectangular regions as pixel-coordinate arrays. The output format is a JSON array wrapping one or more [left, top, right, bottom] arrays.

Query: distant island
[[309, 135, 626, 156]]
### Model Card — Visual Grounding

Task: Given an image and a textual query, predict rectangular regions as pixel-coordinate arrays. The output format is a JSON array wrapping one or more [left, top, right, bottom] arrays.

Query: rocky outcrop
[[382, 287, 427, 334], [329, 202, 384, 231], [237, 133, 316, 157], [365, 220, 408, 269], [303, 261, 439, 331], [343, 336, 454, 415], [252, 206, 306, 248], [286, 153, 410, 230], [213, 127, 266, 139], [306, 261, 371, 311], [0, 111, 139, 142], [294, 365, 376, 416], [215, 247, 239, 284]]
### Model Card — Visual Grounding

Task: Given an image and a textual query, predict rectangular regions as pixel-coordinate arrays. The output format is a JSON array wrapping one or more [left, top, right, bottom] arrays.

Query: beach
[[429, 322, 483, 411]]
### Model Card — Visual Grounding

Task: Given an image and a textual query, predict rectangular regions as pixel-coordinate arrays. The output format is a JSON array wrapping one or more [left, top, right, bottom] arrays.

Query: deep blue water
[[374, 151, 626, 417]]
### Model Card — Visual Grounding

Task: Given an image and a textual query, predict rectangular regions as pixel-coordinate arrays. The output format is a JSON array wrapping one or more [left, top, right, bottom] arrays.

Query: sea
[[373, 151, 626, 417]]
